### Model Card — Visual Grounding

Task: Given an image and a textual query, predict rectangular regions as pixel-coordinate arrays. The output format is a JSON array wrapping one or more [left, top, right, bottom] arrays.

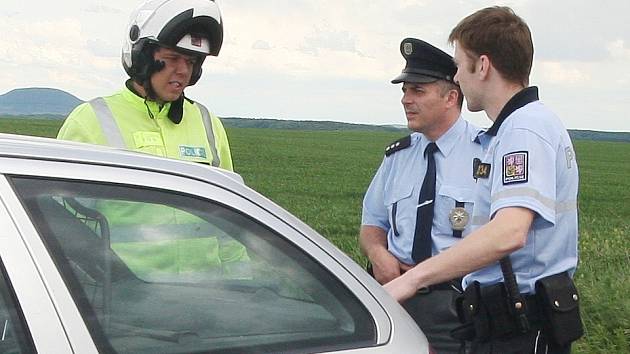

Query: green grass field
[[1, 118, 629, 353]]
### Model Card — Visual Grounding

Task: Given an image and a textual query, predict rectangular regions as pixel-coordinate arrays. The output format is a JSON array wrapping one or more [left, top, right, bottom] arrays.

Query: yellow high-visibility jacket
[[57, 85, 248, 278], [58, 84, 233, 171]]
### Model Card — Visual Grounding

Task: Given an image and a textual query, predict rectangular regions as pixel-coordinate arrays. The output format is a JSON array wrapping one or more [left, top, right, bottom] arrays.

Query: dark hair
[[436, 80, 464, 108], [448, 6, 533, 86]]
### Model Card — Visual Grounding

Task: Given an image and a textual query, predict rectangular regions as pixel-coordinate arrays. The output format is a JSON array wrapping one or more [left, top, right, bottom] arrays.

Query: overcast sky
[[1, 1, 628, 131]]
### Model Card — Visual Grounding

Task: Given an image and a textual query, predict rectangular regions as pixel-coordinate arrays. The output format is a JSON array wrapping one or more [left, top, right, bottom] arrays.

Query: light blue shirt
[[464, 87, 579, 294], [362, 117, 483, 265]]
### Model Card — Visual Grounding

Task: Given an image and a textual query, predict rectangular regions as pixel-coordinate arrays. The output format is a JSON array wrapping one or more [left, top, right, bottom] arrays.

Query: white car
[[0, 134, 431, 354]]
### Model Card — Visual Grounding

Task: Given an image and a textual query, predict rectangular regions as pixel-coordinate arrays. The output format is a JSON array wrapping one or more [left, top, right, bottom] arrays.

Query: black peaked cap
[[391, 38, 457, 84]]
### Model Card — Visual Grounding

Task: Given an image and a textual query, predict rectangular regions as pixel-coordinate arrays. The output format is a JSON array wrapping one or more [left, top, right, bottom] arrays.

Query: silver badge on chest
[[449, 207, 469, 231]]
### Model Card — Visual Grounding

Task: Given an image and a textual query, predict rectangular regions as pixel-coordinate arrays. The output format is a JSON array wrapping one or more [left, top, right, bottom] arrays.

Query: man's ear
[[478, 54, 491, 80], [446, 88, 459, 108]]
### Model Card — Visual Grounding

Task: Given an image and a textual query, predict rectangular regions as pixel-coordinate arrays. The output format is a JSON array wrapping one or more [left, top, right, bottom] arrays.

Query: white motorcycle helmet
[[122, 0, 223, 86]]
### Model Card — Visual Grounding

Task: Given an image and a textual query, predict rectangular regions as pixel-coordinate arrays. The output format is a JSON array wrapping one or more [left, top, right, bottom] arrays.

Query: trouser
[[469, 329, 571, 354], [403, 288, 463, 354], [365, 264, 463, 353]]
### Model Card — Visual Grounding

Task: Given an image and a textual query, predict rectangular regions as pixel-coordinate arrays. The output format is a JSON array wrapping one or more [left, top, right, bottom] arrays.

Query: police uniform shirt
[[465, 87, 579, 294], [362, 117, 483, 265]]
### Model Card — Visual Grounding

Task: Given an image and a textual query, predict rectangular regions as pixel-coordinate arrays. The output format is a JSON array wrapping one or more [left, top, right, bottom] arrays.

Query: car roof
[[0, 133, 309, 245], [0, 133, 372, 287], [0, 133, 245, 186]]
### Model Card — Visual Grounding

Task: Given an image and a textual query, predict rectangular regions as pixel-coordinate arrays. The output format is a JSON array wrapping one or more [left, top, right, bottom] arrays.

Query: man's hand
[[384, 271, 418, 303], [360, 225, 407, 284], [370, 248, 402, 284]]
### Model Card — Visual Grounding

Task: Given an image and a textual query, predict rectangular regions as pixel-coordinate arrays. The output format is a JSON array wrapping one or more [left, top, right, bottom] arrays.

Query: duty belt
[[453, 282, 545, 342]]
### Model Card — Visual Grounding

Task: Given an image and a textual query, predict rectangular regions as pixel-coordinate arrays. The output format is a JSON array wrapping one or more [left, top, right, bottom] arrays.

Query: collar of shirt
[[122, 80, 171, 117], [419, 116, 469, 158], [475, 129, 488, 146], [485, 86, 540, 137]]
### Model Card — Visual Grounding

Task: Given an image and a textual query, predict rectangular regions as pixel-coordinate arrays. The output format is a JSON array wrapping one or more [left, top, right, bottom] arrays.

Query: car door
[[0, 175, 78, 353], [0, 157, 407, 353]]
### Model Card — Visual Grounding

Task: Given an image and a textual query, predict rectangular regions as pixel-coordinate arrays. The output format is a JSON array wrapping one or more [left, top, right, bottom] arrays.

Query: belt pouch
[[535, 273, 584, 346], [451, 291, 475, 341], [460, 281, 491, 341], [480, 283, 516, 339]]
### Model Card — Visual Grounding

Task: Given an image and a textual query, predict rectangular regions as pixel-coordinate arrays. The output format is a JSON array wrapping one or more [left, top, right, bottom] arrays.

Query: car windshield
[[11, 177, 375, 353]]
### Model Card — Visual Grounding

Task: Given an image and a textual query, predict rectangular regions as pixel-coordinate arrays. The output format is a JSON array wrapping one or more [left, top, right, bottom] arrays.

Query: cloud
[[1, 0, 628, 131], [605, 40, 630, 85], [87, 39, 119, 58], [252, 40, 272, 50], [521, 1, 630, 62], [534, 61, 590, 85], [84, 2, 125, 15], [607, 40, 630, 61], [0, 18, 83, 65], [300, 25, 361, 56], [189, 71, 402, 123]]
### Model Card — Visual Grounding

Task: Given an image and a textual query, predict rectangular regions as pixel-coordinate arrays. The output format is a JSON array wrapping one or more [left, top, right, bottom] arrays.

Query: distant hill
[[0, 87, 628, 142], [2, 114, 628, 142], [0, 88, 83, 116], [221, 117, 406, 132], [226, 119, 629, 141], [568, 130, 629, 143]]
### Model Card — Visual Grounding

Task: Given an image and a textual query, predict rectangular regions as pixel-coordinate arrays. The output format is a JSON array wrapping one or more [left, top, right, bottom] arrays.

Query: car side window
[[12, 177, 376, 354], [0, 261, 35, 353]]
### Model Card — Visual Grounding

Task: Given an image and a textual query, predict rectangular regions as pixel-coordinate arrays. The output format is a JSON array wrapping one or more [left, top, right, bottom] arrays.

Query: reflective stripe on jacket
[[57, 87, 245, 277], [57, 86, 233, 171]]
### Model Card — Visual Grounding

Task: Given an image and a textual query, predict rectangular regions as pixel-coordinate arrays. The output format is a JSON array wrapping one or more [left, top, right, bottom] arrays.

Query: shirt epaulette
[[385, 135, 412, 156]]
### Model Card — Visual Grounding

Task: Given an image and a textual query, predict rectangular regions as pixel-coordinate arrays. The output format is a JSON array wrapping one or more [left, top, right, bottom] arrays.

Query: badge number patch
[[473, 158, 491, 179], [503, 151, 528, 184]]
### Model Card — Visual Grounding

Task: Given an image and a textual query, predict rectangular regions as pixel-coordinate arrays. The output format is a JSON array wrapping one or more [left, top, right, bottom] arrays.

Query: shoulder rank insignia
[[385, 135, 412, 156], [473, 157, 491, 179]]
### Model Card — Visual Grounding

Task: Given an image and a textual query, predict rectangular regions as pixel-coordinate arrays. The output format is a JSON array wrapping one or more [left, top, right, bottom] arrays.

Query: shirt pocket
[[132, 131, 166, 157], [436, 185, 476, 237], [384, 184, 415, 237]]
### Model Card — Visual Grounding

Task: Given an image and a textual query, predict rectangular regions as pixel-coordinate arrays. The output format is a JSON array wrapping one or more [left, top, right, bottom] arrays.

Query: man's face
[[150, 47, 198, 103], [453, 43, 482, 112], [401, 81, 450, 134]]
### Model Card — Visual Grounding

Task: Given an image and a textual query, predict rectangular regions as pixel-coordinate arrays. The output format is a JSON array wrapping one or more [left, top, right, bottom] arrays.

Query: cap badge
[[403, 42, 413, 55], [449, 207, 469, 231]]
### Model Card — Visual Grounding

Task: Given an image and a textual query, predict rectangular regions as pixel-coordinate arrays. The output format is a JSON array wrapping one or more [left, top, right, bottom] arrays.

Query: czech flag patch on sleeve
[[503, 151, 528, 185]]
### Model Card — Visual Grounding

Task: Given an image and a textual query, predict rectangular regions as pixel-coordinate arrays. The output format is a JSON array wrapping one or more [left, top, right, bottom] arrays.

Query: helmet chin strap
[[168, 95, 185, 124], [138, 59, 166, 101]]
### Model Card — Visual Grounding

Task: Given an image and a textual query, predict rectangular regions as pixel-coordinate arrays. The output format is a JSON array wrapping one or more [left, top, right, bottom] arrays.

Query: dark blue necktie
[[412, 142, 438, 263]]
